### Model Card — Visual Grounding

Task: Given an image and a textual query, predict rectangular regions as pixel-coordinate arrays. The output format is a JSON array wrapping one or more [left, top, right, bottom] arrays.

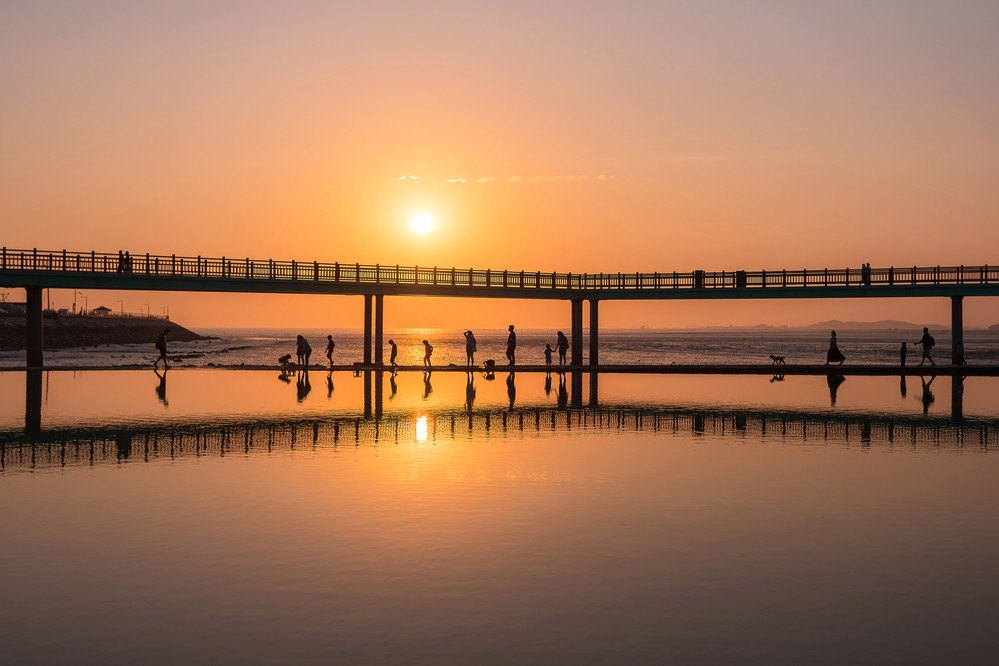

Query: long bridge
[[3, 401, 996, 473], [3, 247, 998, 367]]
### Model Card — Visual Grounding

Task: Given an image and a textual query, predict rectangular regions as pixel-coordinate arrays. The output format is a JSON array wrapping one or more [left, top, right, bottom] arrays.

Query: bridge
[[3, 247, 998, 367], [3, 400, 996, 473]]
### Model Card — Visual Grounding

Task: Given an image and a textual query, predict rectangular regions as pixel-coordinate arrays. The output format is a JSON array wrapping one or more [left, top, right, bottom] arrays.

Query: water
[[2, 369, 999, 663], [3, 327, 998, 367]]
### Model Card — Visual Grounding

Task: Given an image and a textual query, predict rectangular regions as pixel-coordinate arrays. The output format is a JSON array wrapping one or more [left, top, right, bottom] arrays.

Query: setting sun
[[410, 213, 435, 235]]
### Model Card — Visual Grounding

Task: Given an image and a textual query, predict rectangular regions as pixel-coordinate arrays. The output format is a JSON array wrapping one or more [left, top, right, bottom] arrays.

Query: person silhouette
[[916, 328, 935, 366], [544, 344, 553, 369], [506, 325, 517, 366], [422, 340, 433, 368], [555, 331, 569, 366], [900, 342, 907, 367], [506, 371, 516, 410], [388, 339, 398, 369], [296, 335, 312, 367], [544, 372, 552, 397], [153, 328, 169, 369], [117, 250, 125, 273], [326, 370, 334, 399], [325, 335, 335, 367], [900, 375, 907, 398], [154, 367, 168, 406], [464, 330, 477, 366], [389, 373, 398, 399], [825, 330, 845, 365]]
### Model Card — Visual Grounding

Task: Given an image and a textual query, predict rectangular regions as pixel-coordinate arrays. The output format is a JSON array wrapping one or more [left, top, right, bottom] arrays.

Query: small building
[[91, 305, 113, 316]]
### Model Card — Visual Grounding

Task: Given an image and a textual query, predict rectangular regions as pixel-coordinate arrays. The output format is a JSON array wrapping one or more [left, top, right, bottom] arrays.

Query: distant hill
[[989, 323, 999, 332], [0, 314, 208, 351], [807, 319, 943, 331]]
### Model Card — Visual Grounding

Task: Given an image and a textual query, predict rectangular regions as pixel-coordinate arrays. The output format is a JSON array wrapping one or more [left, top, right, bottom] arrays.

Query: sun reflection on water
[[415, 414, 428, 442]]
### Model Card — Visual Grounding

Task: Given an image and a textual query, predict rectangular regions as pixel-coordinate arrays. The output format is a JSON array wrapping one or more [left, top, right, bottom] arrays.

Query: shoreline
[[1, 363, 995, 376]]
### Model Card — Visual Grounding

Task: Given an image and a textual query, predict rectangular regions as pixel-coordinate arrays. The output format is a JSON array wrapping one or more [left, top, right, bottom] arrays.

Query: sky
[[2, 1, 998, 329]]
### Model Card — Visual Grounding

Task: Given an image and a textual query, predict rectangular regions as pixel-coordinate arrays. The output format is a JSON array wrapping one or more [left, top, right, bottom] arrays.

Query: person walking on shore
[[900, 342, 907, 367], [153, 328, 169, 369], [916, 327, 935, 366], [825, 330, 845, 365], [296, 335, 312, 368], [325, 335, 335, 367], [388, 339, 398, 369], [506, 325, 517, 366], [422, 339, 433, 368], [464, 330, 477, 366], [555, 331, 569, 366]]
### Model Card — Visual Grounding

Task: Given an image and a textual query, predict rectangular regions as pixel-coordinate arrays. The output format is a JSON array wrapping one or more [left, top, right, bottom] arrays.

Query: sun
[[410, 212, 435, 235]]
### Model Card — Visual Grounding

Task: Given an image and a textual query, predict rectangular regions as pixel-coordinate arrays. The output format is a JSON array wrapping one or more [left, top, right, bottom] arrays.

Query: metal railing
[[1, 247, 996, 292]]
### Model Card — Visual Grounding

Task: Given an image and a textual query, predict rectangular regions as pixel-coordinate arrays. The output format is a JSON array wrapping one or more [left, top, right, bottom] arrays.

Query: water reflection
[[154, 368, 168, 406]]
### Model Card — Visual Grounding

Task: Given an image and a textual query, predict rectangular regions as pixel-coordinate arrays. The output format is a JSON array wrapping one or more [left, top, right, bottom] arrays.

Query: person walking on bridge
[[388, 339, 398, 370], [916, 327, 935, 366], [296, 335, 312, 368], [506, 324, 517, 366], [422, 339, 434, 368]]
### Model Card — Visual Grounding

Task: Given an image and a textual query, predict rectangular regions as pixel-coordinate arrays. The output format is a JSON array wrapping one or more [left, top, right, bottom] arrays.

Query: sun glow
[[410, 213, 435, 235]]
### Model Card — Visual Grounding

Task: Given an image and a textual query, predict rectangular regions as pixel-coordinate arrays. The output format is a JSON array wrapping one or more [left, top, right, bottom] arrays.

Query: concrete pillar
[[588, 299, 599, 366], [951, 296, 964, 365], [26, 286, 43, 367], [374, 295, 384, 365], [571, 299, 583, 366], [363, 294, 373, 365]]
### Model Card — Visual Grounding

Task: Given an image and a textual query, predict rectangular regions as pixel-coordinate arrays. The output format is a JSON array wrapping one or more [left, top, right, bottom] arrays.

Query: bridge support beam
[[26, 286, 43, 367], [951, 296, 964, 365], [589, 299, 599, 366], [571, 299, 583, 366], [374, 295, 384, 365], [363, 294, 373, 365]]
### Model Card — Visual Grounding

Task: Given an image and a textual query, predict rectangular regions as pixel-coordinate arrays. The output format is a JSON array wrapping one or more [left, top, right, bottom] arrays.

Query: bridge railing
[[1, 247, 996, 292]]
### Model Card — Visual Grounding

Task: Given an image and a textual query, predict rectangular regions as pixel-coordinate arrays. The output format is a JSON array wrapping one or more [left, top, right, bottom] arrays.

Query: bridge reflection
[[4, 371, 995, 473]]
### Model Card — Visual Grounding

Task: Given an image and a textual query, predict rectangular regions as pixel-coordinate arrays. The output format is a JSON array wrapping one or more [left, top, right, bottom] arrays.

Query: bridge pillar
[[951, 375, 963, 420], [374, 295, 384, 365], [589, 299, 599, 366], [26, 286, 43, 367], [951, 296, 964, 365], [588, 371, 599, 407], [570, 370, 583, 408], [363, 294, 373, 365], [571, 299, 583, 366]]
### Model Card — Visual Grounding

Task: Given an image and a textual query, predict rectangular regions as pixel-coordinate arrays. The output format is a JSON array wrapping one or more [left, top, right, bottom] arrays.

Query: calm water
[[2, 370, 999, 664], [3, 328, 998, 367]]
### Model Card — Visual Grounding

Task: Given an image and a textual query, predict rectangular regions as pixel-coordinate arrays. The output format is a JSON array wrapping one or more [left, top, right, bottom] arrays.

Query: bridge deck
[[2, 247, 998, 299]]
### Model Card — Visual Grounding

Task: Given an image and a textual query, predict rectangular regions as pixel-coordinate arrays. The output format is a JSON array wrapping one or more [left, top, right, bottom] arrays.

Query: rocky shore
[[0, 315, 209, 350]]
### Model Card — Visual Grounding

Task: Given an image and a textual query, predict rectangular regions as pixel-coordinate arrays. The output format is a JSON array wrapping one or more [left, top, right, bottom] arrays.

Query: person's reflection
[[899, 375, 907, 398], [465, 372, 476, 413], [557, 373, 568, 409], [544, 371, 552, 397], [278, 368, 292, 384], [389, 373, 398, 400], [920, 375, 936, 415], [422, 370, 433, 400], [326, 371, 335, 399], [827, 373, 846, 407], [154, 368, 168, 406], [769, 374, 785, 383], [506, 371, 516, 410], [296, 369, 312, 402]]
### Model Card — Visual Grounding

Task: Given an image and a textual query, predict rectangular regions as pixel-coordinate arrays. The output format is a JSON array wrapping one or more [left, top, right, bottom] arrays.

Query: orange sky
[[2, 2, 998, 328]]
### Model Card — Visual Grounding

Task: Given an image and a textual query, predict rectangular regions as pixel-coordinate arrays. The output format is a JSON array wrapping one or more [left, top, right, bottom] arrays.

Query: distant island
[[0, 313, 208, 351]]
